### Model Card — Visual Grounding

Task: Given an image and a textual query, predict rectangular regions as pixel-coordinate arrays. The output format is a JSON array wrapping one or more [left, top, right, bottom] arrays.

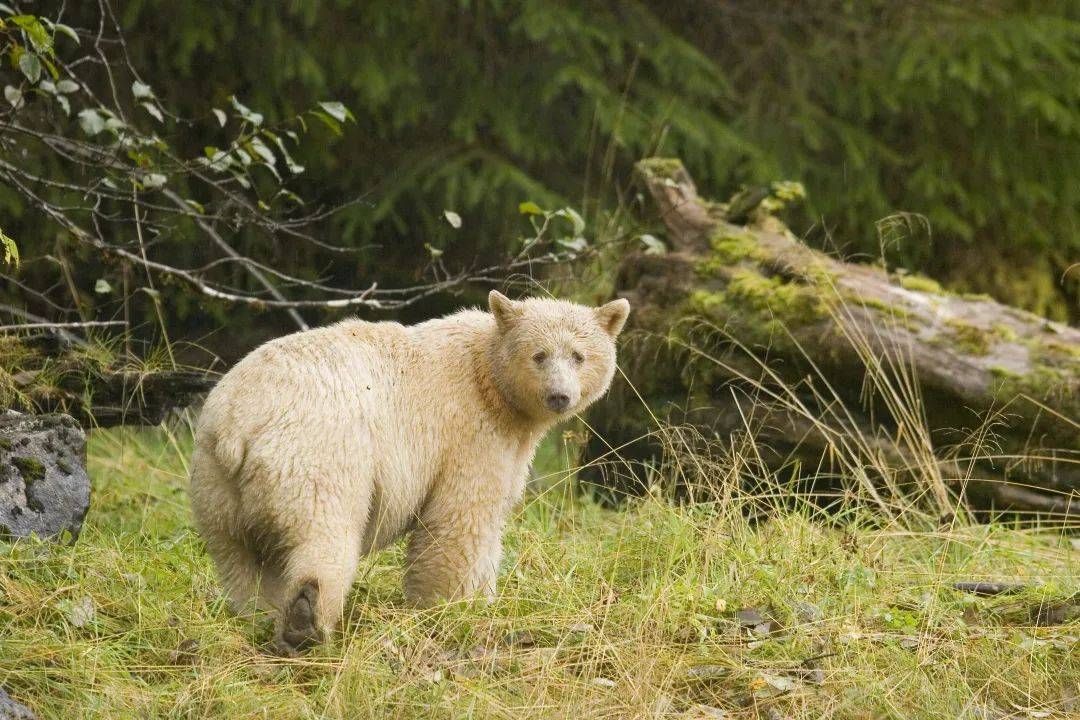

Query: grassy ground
[[0, 424, 1077, 719]]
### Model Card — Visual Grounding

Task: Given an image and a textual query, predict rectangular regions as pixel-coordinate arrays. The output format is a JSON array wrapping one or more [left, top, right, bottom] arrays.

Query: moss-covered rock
[[0, 412, 89, 541], [898, 275, 944, 294], [12, 456, 46, 484]]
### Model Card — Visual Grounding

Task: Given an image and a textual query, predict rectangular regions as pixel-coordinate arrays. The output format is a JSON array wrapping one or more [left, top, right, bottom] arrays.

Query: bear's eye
[[532, 351, 547, 365], [571, 351, 585, 365]]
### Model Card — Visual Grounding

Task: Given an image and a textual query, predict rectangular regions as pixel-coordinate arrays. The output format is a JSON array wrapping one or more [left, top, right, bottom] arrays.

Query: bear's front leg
[[404, 474, 517, 606]]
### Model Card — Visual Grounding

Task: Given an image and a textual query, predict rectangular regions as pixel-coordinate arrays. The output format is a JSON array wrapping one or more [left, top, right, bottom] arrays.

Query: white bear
[[189, 291, 629, 653]]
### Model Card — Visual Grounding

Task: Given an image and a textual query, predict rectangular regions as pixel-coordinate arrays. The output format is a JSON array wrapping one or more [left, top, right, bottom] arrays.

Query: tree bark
[[585, 158, 1079, 518]]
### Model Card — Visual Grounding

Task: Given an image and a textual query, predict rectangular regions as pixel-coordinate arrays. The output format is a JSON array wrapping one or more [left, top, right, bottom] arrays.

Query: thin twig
[[0, 320, 127, 331]]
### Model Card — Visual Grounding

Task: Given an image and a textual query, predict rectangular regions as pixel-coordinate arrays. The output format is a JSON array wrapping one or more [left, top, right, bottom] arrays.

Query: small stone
[[735, 607, 766, 627], [1060, 686, 1079, 713], [568, 622, 593, 634], [419, 667, 444, 684], [590, 677, 616, 688], [502, 630, 536, 648], [168, 638, 200, 666], [686, 665, 729, 680], [0, 687, 36, 720], [651, 693, 674, 716], [65, 595, 95, 628], [517, 647, 558, 672], [793, 601, 823, 624]]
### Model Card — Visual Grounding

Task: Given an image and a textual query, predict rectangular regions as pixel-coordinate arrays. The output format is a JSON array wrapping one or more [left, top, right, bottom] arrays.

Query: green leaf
[[94, 278, 113, 294], [554, 207, 585, 236], [230, 95, 263, 126], [18, 52, 41, 84], [556, 236, 588, 252], [317, 101, 355, 123], [47, 21, 80, 45], [639, 234, 667, 255], [4, 85, 23, 109], [132, 81, 154, 99], [10, 15, 51, 53], [263, 131, 304, 174], [40, 55, 59, 81], [202, 148, 231, 172], [1, 227, 19, 268], [141, 102, 164, 123], [77, 108, 106, 136], [519, 201, 544, 215], [212, 108, 226, 127], [310, 110, 342, 135], [443, 210, 462, 228], [56, 79, 79, 93], [140, 173, 167, 189], [274, 189, 305, 206], [246, 136, 276, 166]]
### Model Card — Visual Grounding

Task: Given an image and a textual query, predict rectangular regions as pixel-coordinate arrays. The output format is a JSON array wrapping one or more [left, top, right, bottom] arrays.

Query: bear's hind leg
[[272, 519, 363, 655], [190, 446, 285, 613]]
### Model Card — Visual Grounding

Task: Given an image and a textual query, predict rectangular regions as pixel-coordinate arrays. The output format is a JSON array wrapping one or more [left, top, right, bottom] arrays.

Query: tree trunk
[[585, 158, 1079, 519]]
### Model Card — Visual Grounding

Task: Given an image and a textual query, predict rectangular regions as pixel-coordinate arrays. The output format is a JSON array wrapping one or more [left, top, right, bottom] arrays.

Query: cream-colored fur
[[189, 291, 629, 652]]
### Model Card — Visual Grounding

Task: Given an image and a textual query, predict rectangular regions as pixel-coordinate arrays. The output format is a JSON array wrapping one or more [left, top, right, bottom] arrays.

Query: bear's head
[[487, 290, 630, 422]]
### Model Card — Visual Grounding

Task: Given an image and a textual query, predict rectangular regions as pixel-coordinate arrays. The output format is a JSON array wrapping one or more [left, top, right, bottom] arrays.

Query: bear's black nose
[[545, 393, 570, 413]]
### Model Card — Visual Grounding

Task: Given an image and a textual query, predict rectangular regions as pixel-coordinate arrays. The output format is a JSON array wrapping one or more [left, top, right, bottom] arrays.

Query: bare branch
[[0, 320, 127, 332]]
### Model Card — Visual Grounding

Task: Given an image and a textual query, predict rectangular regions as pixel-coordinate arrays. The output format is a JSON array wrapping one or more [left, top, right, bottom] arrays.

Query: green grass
[[0, 425, 1077, 719]]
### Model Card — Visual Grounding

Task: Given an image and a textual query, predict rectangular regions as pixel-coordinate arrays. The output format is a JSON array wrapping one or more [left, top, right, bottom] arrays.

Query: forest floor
[[0, 424, 1077, 719]]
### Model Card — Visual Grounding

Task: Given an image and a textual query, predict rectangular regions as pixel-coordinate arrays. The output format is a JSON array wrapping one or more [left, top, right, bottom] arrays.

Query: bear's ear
[[488, 290, 522, 331], [595, 298, 630, 338]]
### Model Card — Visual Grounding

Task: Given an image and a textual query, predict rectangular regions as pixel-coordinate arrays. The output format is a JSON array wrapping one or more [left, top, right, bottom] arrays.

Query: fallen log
[[585, 158, 1079, 518], [0, 331, 215, 427]]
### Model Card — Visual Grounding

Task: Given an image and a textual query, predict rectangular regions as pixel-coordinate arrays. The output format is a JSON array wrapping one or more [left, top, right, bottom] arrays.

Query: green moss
[[635, 157, 684, 180], [696, 231, 763, 275], [991, 324, 1019, 342], [686, 268, 826, 348], [13, 456, 46, 484], [0, 437, 11, 452], [898, 275, 944, 294], [945, 319, 991, 356], [996, 366, 1071, 399], [846, 294, 915, 320], [1038, 339, 1080, 362]]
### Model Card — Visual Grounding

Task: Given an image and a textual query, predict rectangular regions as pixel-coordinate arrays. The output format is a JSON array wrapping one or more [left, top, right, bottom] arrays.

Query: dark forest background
[[2, 0, 1079, 362]]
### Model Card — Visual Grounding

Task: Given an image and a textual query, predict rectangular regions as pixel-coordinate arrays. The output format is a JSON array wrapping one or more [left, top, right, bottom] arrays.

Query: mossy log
[[586, 158, 1079, 517], [1, 332, 215, 428]]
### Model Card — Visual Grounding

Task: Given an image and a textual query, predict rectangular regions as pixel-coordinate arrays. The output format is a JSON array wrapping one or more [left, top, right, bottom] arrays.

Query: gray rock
[[793, 601, 823, 624], [0, 412, 89, 541], [0, 687, 36, 720]]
